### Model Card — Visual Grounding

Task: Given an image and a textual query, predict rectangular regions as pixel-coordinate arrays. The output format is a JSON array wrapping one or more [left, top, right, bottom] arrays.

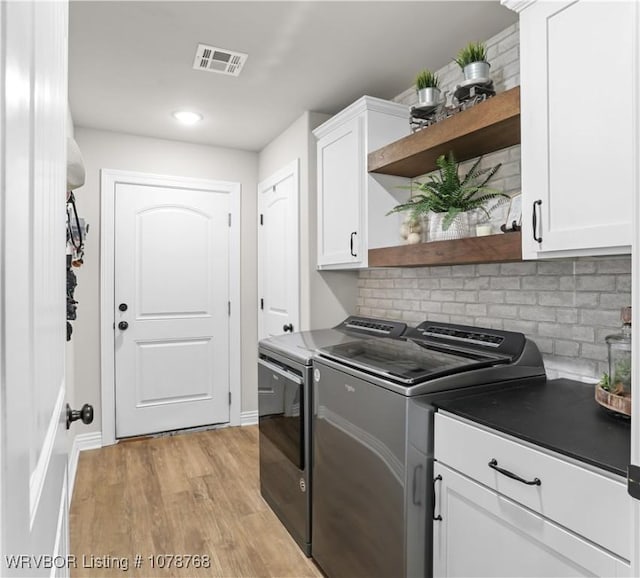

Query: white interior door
[[114, 178, 234, 438], [258, 160, 300, 339], [1, 0, 70, 574]]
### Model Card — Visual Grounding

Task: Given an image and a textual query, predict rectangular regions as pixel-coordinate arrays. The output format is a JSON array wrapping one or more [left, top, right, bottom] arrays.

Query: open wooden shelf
[[368, 232, 522, 268], [368, 86, 521, 177]]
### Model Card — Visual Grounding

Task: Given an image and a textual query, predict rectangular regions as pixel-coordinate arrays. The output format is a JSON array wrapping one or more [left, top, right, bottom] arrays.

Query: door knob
[[283, 323, 294, 333], [118, 303, 128, 312], [66, 403, 94, 430], [118, 321, 129, 330]]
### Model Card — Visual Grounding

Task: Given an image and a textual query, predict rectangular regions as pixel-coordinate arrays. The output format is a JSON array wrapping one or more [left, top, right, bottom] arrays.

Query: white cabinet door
[[317, 116, 364, 268], [433, 463, 631, 578], [520, 0, 637, 259]]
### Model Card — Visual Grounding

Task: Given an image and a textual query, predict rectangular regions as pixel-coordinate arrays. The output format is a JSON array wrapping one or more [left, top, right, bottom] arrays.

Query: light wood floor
[[70, 425, 323, 578]]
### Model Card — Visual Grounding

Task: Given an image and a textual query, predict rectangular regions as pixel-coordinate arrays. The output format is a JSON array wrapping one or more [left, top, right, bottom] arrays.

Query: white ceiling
[[69, 1, 517, 152]]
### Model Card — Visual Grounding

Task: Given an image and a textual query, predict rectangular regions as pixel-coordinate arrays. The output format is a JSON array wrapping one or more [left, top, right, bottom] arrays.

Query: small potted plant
[[388, 153, 507, 242], [415, 69, 441, 107], [454, 41, 490, 81]]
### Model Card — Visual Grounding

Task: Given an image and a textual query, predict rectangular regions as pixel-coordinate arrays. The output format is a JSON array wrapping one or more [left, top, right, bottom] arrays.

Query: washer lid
[[318, 336, 509, 386]]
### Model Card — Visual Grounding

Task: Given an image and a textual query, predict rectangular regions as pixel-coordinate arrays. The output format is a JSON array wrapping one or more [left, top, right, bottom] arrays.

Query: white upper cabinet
[[511, 0, 638, 259], [314, 96, 410, 269]]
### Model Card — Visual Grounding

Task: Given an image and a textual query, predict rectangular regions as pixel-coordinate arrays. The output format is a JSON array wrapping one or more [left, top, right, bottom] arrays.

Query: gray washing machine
[[257, 316, 407, 555], [311, 320, 546, 577]]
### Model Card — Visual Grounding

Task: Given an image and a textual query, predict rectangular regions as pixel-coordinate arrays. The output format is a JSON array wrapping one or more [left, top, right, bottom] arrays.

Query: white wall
[[72, 127, 259, 434], [258, 111, 358, 331]]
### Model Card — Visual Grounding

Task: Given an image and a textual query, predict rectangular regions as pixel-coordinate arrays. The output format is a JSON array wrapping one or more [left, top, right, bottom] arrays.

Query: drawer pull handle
[[488, 459, 541, 486]]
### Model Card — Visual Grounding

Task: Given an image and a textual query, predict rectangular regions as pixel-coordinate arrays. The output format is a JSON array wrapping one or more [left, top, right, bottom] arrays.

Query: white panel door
[[258, 160, 300, 339], [1, 0, 70, 574], [114, 182, 231, 438], [520, 0, 636, 258]]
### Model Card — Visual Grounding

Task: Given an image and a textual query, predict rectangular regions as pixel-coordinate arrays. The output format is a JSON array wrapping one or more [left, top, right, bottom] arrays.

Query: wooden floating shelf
[[368, 86, 521, 177], [368, 232, 522, 268]]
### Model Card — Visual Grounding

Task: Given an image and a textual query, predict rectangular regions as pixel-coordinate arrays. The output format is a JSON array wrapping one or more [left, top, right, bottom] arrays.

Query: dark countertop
[[435, 378, 631, 478]]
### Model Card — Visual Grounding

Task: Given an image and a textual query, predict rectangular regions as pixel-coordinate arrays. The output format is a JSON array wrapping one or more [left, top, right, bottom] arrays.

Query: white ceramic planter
[[429, 211, 471, 241]]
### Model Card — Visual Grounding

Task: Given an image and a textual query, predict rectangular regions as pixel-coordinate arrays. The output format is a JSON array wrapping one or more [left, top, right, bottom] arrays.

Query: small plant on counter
[[415, 69, 440, 90], [387, 152, 507, 232], [454, 41, 488, 69], [598, 372, 611, 392]]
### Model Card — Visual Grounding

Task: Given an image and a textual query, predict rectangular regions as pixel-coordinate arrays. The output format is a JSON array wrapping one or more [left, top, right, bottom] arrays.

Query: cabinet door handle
[[532, 200, 543, 243], [432, 474, 443, 521], [349, 231, 358, 257], [412, 464, 423, 506], [488, 458, 541, 486]]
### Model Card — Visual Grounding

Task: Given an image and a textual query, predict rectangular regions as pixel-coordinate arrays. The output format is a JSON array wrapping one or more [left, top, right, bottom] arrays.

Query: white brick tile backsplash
[[490, 276, 521, 290], [617, 275, 632, 291], [504, 290, 537, 305], [358, 256, 631, 382]]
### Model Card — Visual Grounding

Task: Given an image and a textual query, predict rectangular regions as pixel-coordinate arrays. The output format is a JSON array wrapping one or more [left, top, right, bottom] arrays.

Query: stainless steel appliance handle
[[258, 358, 303, 385], [412, 465, 423, 505]]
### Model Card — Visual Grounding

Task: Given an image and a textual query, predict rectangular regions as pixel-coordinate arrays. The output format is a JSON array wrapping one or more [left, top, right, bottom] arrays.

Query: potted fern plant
[[415, 69, 441, 107], [454, 41, 490, 82], [388, 153, 507, 242]]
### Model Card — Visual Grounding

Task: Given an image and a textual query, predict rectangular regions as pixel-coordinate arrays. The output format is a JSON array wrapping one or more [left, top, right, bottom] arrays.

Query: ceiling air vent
[[192, 44, 248, 77]]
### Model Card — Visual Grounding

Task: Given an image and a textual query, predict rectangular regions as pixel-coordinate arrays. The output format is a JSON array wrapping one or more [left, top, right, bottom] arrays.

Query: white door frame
[[100, 169, 241, 446], [257, 159, 300, 340], [631, 3, 640, 573]]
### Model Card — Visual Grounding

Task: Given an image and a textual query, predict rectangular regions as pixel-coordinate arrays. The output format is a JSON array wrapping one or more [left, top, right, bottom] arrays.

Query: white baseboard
[[241, 410, 258, 426], [68, 431, 102, 500]]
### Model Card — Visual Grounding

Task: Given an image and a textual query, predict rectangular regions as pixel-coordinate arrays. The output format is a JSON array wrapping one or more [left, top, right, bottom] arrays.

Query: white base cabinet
[[433, 462, 630, 578], [434, 413, 631, 577], [508, 0, 638, 259], [314, 96, 409, 269]]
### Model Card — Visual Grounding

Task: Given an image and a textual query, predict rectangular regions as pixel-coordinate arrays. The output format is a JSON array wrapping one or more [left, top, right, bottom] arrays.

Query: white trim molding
[[241, 410, 259, 426], [631, 2, 640, 575], [100, 169, 242, 446], [501, 0, 536, 13], [68, 431, 102, 500]]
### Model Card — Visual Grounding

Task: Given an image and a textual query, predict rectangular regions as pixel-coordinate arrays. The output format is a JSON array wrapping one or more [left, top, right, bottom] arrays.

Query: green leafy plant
[[387, 153, 507, 231], [599, 372, 611, 392], [454, 41, 488, 69], [415, 69, 439, 90]]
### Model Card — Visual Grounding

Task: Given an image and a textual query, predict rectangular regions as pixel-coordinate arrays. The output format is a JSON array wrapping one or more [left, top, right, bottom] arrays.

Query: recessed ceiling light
[[173, 111, 203, 125]]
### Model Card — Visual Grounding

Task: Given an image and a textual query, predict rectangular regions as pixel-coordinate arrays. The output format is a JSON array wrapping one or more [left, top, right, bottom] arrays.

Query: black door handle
[[350, 231, 357, 257], [66, 403, 94, 430], [118, 321, 129, 330], [433, 474, 443, 521], [283, 323, 294, 333], [118, 303, 128, 312], [532, 200, 543, 243], [488, 458, 541, 486]]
